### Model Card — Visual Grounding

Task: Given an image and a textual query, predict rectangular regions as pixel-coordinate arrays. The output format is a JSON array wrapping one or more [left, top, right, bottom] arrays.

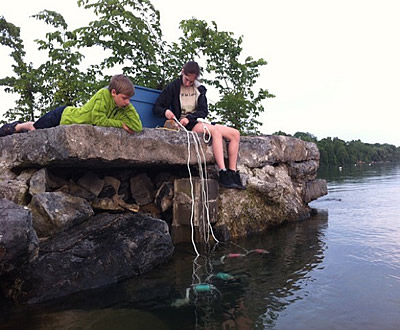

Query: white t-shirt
[[179, 85, 199, 119]]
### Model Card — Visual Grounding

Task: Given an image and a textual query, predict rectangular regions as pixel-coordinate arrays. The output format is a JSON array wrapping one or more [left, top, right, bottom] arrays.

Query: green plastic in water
[[193, 284, 213, 292], [215, 272, 234, 280]]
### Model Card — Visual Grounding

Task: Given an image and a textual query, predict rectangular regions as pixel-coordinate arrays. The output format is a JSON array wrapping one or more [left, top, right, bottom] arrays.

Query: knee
[[230, 128, 240, 142], [211, 128, 223, 140]]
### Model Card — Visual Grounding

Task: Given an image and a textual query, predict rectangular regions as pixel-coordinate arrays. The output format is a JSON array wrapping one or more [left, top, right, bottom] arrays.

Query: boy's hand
[[122, 122, 135, 134], [165, 109, 175, 120]]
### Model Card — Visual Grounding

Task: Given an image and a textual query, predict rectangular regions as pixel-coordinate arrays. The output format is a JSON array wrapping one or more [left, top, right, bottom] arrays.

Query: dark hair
[[108, 74, 135, 97], [183, 61, 201, 77]]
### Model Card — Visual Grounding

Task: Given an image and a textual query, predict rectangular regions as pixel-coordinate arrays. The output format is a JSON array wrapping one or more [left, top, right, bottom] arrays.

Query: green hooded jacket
[[60, 88, 142, 132]]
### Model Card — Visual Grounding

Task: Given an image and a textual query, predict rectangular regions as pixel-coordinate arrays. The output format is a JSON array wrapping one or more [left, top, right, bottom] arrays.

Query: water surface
[[1, 163, 400, 329]]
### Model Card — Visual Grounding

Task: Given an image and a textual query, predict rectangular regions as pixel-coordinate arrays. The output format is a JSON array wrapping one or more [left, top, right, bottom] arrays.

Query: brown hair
[[183, 61, 201, 77], [108, 74, 135, 97]]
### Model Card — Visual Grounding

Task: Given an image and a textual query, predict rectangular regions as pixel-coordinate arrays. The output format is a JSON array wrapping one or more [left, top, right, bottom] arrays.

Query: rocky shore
[[0, 125, 327, 304]]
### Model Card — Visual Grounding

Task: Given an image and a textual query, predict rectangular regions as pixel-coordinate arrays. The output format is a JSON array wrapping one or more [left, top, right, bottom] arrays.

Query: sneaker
[[218, 170, 238, 189], [228, 169, 246, 190], [0, 121, 21, 137]]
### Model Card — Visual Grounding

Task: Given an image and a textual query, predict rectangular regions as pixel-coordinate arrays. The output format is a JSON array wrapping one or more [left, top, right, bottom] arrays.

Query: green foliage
[[32, 10, 101, 115], [75, 0, 164, 88], [178, 19, 275, 135], [293, 131, 317, 142], [1, 0, 273, 132], [274, 131, 400, 165], [0, 16, 42, 122]]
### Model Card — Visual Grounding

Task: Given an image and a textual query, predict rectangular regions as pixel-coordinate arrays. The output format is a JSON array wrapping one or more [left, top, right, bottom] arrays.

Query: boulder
[[0, 125, 327, 240], [57, 181, 96, 201], [0, 179, 29, 205], [77, 171, 104, 197], [304, 179, 328, 203], [29, 168, 49, 196], [29, 192, 94, 237], [154, 182, 174, 212], [130, 173, 154, 205], [2, 212, 174, 304], [0, 198, 39, 275]]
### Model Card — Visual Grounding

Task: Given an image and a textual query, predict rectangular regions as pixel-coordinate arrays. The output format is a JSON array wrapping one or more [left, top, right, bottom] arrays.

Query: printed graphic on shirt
[[180, 85, 197, 119]]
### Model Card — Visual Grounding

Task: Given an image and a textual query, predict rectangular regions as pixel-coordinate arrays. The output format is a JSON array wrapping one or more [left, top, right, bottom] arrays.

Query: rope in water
[[173, 118, 219, 256]]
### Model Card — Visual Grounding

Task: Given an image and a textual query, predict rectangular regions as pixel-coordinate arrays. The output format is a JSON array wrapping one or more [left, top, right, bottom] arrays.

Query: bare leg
[[192, 123, 226, 170], [15, 122, 36, 132], [192, 123, 241, 171]]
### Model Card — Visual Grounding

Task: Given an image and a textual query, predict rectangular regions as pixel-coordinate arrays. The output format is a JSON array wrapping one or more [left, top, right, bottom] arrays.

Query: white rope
[[173, 117, 219, 255], [192, 132, 219, 243], [178, 119, 200, 256]]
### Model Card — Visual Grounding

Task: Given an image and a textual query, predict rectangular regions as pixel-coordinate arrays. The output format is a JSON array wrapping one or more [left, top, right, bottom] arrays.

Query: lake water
[[1, 163, 400, 329]]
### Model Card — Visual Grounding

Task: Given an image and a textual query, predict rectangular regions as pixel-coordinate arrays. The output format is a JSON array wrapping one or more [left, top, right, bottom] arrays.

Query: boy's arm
[[91, 92, 125, 128], [91, 91, 141, 132], [122, 104, 143, 132]]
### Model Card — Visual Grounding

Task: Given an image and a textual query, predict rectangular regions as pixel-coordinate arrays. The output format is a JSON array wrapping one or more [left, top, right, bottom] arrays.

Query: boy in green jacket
[[0, 74, 142, 137]]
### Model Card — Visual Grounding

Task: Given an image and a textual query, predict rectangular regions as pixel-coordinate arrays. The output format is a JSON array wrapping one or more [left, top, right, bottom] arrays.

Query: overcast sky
[[1, 0, 399, 146]]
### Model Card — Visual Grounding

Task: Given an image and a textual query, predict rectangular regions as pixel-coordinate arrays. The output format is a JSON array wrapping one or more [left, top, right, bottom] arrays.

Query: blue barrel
[[130, 85, 166, 128]]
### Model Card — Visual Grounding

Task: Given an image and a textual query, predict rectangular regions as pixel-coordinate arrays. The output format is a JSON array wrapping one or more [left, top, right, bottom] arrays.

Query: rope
[[173, 117, 219, 256]]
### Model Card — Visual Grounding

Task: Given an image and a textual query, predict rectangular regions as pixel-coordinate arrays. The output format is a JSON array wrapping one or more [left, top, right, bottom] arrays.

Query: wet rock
[[304, 179, 328, 203], [2, 212, 174, 304]]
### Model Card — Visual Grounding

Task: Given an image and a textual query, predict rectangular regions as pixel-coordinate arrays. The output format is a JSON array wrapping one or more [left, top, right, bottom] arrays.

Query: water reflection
[[318, 162, 399, 184], [1, 211, 329, 329]]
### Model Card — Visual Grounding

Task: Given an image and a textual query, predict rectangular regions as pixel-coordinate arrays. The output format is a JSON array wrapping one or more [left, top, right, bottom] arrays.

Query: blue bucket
[[130, 85, 165, 128]]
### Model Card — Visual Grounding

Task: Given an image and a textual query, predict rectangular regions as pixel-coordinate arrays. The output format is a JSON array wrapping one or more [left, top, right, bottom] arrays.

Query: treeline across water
[[272, 131, 400, 166]]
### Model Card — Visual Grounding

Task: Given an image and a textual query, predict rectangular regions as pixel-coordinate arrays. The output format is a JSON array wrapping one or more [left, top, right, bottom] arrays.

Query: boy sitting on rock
[[0, 74, 142, 136]]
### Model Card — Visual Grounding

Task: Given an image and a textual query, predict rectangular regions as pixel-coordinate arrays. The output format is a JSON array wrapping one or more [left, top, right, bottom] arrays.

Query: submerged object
[[220, 253, 246, 263], [227, 253, 246, 258], [214, 272, 235, 281], [171, 288, 191, 307], [193, 284, 216, 292], [247, 249, 269, 254]]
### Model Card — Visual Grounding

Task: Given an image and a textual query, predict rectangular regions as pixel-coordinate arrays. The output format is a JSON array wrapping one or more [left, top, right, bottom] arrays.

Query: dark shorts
[[186, 120, 216, 131], [33, 106, 67, 130]]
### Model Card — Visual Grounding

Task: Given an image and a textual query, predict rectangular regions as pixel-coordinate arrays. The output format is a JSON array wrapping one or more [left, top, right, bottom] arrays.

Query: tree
[[75, 0, 164, 88], [33, 10, 101, 115], [178, 19, 275, 135], [272, 131, 291, 136], [1, 0, 274, 133], [293, 131, 317, 142], [0, 16, 43, 122]]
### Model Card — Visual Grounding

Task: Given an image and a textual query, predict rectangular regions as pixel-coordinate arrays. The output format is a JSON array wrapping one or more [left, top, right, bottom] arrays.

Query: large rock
[[2, 212, 174, 304], [0, 125, 214, 168], [29, 168, 49, 195], [0, 198, 39, 275], [0, 179, 29, 205], [1, 126, 327, 239], [29, 192, 94, 237]]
